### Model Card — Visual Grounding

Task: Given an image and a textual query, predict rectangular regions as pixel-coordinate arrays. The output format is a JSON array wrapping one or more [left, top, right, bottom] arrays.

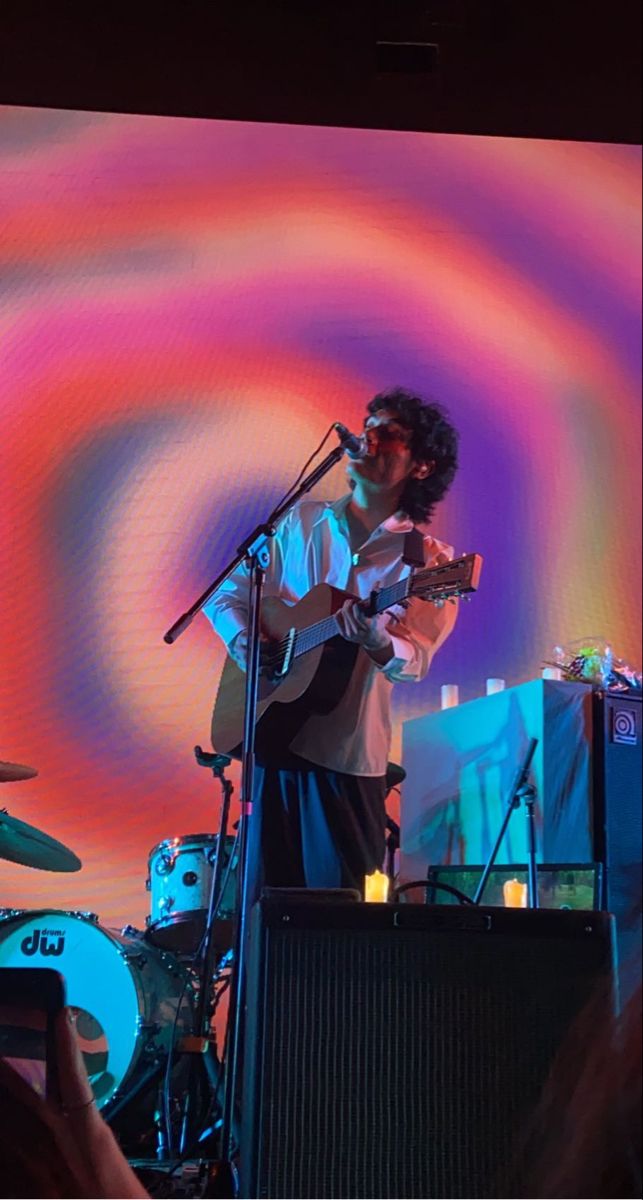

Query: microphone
[[333, 422, 368, 460]]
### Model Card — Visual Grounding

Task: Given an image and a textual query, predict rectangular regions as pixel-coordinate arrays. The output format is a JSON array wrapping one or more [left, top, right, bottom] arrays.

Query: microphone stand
[[163, 437, 350, 1195], [472, 737, 540, 908], [384, 816, 400, 895]]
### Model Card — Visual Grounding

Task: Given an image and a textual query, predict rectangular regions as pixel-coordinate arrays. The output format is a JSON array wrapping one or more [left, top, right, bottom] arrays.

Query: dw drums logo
[[20, 928, 66, 957]]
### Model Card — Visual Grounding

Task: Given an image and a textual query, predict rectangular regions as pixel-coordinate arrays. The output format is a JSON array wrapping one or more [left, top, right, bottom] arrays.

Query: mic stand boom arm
[[162, 440, 347, 1187], [162, 444, 346, 646]]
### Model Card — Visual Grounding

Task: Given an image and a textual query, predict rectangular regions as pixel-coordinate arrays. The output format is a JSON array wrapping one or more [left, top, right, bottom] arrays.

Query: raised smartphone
[[0, 966, 66, 1102]]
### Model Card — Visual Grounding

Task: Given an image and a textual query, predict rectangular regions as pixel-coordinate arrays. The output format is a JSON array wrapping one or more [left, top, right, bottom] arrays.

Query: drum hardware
[[121, 923, 144, 938], [129, 1157, 211, 1193], [123, 948, 149, 968], [107, 1056, 168, 1123], [154, 1082, 171, 1161], [138, 1021, 162, 1039], [155, 850, 177, 877], [153, 746, 236, 1162], [385, 761, 406, 795]]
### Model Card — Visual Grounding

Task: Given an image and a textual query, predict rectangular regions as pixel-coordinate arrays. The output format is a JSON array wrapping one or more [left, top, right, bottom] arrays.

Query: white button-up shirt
[[203, 495, 457, 776]]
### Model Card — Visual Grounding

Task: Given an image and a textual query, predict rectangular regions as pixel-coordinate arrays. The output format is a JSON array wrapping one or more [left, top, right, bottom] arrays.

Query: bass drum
[[0, 908, 196, 1137]]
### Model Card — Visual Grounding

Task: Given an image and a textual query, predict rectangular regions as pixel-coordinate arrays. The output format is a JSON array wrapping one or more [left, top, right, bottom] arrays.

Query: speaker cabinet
[[593, 691, 642, 991], [241, 895, 615, 1199]]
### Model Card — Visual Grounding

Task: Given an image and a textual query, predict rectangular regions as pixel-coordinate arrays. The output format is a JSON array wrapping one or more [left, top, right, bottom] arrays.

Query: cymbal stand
[[166, 748, 235, 1158], [191, 745, 235, 1042]]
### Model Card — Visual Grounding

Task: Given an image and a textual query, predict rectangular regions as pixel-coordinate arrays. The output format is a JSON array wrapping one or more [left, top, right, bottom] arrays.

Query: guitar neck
[[291, 577, 409, 662], [288, 553, 481, 662]]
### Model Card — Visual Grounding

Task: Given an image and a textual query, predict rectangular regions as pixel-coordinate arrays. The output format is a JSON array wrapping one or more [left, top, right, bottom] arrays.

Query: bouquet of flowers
[[545, 638, 642, 692]]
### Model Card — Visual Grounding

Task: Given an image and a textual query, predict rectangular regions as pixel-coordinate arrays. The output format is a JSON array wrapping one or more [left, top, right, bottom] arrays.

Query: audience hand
[[0, 1008, 148, 1199]]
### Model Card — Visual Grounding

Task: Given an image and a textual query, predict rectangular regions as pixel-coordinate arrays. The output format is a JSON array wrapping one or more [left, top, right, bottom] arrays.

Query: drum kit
[[0, 753, 405, 1161], [0, 757, 238, 1159]]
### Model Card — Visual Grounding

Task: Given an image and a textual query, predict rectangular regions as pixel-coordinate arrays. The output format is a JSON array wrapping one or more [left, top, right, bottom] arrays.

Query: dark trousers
[[244, 758, 386, 906]]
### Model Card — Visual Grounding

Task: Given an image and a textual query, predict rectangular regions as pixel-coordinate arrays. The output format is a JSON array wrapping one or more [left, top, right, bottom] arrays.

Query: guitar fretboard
[[286, 554, 478, 663], [291, 577, 410, 661]]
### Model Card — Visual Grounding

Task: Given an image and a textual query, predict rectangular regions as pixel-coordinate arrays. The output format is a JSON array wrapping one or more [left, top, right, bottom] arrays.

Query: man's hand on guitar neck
[[334, 598, 394, 668], [334, 548, 453, 669]]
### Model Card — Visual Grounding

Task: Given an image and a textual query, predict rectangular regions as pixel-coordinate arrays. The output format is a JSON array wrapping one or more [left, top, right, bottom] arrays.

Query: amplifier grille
[[243, 906, 613, 1199]]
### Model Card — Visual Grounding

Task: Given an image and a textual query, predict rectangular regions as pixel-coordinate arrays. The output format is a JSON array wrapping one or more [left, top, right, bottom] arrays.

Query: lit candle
[[486, 678, 505, 695], [503, 878, 528, 908], [364, 869, 389, 902], [542, 667, 563, 680]]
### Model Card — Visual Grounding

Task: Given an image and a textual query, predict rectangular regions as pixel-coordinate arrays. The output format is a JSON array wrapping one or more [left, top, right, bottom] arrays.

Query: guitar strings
[[258, 557, 471, 673]]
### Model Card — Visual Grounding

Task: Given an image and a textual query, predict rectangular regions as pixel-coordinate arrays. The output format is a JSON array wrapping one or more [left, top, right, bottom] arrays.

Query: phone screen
[[0, 968, 66, 1101], [0, 1001, 48, 1097]]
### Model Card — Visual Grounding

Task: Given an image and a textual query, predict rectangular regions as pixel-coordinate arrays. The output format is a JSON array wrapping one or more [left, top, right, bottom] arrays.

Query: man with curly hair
[[204, 387, 459, 897]]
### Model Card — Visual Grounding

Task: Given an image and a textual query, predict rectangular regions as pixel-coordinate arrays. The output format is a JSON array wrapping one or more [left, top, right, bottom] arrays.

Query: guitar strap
[[402, 527, 425, 569]]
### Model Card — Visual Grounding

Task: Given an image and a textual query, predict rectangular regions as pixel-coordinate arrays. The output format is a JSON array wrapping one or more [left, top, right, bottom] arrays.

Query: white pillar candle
[[486, 678, 506, 695], [441, 684, 459, 709], [542, 667, 563, 680]]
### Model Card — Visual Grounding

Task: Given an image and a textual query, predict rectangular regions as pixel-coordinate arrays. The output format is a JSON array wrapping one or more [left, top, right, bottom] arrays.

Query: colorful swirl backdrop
[[1, 106, 641, 928]]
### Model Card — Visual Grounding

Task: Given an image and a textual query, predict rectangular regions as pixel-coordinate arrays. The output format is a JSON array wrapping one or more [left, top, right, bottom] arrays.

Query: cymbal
[[385, 762, 406, 793], [0, 761, 38, 783], [0, 810, 81, 872]]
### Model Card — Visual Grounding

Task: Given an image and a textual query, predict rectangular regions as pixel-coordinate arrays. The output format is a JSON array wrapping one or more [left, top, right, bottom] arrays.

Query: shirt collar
[[324, 494, 418, 535]]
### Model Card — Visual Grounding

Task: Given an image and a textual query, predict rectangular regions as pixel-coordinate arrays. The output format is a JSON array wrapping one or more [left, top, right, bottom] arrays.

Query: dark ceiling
[[0, 0, 641, 144]]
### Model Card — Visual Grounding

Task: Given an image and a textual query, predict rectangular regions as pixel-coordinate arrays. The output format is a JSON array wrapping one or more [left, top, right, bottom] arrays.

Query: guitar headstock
[[410, 552, 483, 604]]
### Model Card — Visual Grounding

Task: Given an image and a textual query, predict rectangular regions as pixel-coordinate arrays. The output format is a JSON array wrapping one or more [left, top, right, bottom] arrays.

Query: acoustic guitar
[[211, 552, 482, 757]]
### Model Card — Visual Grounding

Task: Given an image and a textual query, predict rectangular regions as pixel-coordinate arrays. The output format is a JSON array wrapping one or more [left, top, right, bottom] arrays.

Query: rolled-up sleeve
[[376, 535, 459, 683], [380, 595, 459, 682], [202, 561, 252, 652], [201, 515, 289, 651]]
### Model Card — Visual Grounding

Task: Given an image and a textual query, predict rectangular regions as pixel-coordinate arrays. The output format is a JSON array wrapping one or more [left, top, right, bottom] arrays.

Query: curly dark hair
[[367, 386, 459, 524]]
